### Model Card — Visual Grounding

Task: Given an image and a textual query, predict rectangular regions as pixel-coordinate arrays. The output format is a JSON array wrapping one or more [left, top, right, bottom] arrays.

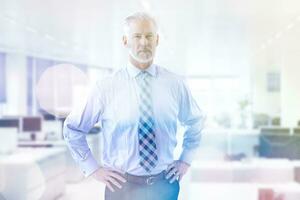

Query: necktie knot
[[137, 71, 150, 81]]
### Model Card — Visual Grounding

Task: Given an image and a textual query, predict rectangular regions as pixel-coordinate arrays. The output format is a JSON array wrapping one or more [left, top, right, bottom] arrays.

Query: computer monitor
[[21, 116, 42, 141], [0, 118, 20, 131], [294, 128, 300, 135]]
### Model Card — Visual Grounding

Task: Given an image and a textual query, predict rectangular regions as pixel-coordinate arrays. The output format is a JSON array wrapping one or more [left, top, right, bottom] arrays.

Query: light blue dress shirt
[[63, 63, 205, 177]]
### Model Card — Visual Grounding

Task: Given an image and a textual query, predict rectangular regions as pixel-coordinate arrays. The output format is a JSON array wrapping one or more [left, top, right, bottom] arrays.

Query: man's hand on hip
[[92, 167, 127, 192], [165, 160, 190, 183]]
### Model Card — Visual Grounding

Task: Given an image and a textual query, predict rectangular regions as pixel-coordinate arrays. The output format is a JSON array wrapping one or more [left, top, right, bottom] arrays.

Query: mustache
[[138, 48, 152, 53]]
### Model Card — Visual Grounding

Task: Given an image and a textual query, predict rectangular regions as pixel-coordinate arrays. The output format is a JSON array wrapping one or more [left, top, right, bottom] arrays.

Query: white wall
[[252, 26, 300, 127], [281, 32, 300, 127], [252, 49, 281, 117]]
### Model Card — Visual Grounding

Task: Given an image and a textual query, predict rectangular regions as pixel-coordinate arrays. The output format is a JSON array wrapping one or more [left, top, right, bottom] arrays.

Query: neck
[[129, 56, 153, 70]]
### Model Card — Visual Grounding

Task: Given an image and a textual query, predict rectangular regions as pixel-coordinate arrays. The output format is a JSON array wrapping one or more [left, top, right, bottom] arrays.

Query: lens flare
[[35, 64, 89, 118]]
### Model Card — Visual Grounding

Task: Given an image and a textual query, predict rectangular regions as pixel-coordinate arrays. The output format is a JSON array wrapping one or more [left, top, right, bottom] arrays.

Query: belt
[[124, 170, 166, 186]]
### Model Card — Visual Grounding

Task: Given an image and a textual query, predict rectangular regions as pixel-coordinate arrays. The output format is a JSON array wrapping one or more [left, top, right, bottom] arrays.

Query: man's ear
[[122, 35, 128, 46], [156, 34, 159, 46]]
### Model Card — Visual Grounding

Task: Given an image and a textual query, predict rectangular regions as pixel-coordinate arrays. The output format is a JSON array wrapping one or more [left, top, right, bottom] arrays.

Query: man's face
[[123, 20, 159, 64]]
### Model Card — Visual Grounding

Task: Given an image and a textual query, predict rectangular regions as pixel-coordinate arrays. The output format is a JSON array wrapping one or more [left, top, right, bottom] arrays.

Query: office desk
[[0, 148, 67, 200], [197, 129, 260, 161], [259, 133, 300, 159], [18, 134, 100, 183], [191, 159, 294, 183]]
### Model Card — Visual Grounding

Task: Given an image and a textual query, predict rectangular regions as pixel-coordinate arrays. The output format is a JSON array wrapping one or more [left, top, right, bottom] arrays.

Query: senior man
[[64, 12, 205, 200]]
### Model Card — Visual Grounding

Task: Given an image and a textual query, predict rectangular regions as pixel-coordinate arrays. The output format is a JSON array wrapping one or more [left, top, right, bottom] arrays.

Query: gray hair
[[123, 12, 158, 36]]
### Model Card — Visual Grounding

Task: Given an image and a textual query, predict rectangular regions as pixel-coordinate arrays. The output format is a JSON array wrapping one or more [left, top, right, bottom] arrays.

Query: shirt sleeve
[[177, 78, 206, 165], [63, 81, 104, 177]]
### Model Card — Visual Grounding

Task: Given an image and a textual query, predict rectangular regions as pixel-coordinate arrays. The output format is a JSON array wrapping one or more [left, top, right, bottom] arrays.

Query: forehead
[[128, 20, 156, 34]]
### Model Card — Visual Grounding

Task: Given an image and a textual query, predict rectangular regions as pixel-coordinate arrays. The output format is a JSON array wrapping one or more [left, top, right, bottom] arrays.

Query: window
[[0, 53, 6, 103], [188, 76, 251, 129]]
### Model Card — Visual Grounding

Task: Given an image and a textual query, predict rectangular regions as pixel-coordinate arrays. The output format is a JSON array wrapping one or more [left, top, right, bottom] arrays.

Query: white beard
[[129, 50, 153, 63]]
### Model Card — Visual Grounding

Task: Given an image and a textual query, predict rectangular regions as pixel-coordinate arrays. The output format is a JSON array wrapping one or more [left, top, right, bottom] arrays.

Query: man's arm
[[63, 82, 103, 177], [177, 78, 205, 165], [166, 78, 205, 182], [63, 81, 127, 192]]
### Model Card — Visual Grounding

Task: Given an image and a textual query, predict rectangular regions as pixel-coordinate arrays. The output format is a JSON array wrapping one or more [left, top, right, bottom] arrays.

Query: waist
[[124, 170, 166, 186], [101, 159, 172, 176]]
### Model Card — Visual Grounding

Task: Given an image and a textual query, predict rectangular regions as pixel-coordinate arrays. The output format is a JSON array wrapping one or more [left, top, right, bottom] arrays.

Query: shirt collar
[[126, 61, 157, 78]]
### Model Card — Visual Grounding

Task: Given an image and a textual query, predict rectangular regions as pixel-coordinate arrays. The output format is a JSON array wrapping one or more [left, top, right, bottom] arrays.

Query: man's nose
[[139, 36, 148, 46]]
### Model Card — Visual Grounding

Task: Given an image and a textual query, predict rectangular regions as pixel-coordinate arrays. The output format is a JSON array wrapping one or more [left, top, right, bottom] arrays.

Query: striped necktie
[[136, 71, 158, 172]]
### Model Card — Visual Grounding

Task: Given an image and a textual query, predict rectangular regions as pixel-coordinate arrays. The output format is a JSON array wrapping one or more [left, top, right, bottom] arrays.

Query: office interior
[[0, 0, 300, 200]]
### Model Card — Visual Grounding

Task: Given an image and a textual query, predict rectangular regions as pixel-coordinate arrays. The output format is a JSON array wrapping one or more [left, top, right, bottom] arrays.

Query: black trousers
[[105, 178, 180, 200]]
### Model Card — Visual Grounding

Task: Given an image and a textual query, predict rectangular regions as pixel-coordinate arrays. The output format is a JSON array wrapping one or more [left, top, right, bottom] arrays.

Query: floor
[[59, 177, 190, 200], [58, 177, 105, 200], [58, 180, 300, 200], [58, 178, 259, 200]]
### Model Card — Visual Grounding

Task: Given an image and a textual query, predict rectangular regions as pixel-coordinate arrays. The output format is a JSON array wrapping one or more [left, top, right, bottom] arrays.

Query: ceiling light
[[60, 41, 67, 47], [25, 26, 38, 34], [275, 32, 282, 39], [286, 23, 295, 30], [3, 15, 16, 24], [45, 34, 55, 41], [267, 38, 273, 45]]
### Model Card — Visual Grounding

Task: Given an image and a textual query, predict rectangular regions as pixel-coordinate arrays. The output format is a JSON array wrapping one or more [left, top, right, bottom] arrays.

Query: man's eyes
[[133, 35, 154, 39], [146, 35, 153, 39]]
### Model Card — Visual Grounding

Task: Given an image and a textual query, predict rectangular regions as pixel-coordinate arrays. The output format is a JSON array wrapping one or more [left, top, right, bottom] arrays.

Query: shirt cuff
[[179, 148, 198, 166], [77, 151, 100, 177]]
